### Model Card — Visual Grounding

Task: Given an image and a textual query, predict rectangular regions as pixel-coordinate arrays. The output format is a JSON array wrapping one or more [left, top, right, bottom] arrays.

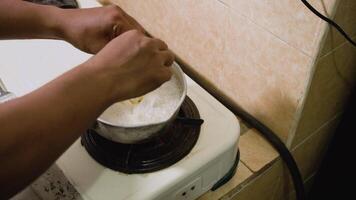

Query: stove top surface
[[81, 96, 202, 174], [52, 76, 239, 199]]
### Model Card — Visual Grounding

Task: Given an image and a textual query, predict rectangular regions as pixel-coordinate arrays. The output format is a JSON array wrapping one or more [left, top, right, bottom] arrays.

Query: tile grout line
[[240, 160, 254, 174], [303, 171, 316, 184], [216, 0, 319, 149], [226, 163, 278, 199], [311, 0, 341, 59], [214, 0, 314, 58], [216, 0, 328, 148], [291, 113, 342, 151], [312, 34, 355, 93], [319, 34, 356, 60], [286, 57, 317, 148], [219, 159, 281, 199], [216, 0, 229, 8], [284, 172, 317, 199], [286, 0, 341, 148], [270, 176, 283, 200]]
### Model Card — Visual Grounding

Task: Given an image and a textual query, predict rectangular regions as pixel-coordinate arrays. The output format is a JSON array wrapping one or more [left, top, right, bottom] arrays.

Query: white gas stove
[[1, 1, 240, 200]]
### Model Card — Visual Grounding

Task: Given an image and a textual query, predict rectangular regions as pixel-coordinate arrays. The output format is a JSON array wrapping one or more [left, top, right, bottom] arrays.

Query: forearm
[[0, 63, 115, 198], [0, 0, 66, 39]]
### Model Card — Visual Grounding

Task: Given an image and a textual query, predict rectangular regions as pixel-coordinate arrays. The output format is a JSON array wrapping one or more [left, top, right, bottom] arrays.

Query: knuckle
[[160, 51, 175, 65], [152, 52, 163, 62], [111, 13, 122, 21], [156, 69, 171, 82], [139, 38, 155, 50], [130, 29, 142, 37], [167, 51, 175, 60], [163, 70, 172, 81], [155, 38, 168, 50], [107, 4, 117, 9], [168, 49, 175, 56], [107, 6, 122, 20], [162, 41, 169, 49], [128, 30, 144, 43], [137, 37, 149, 48]]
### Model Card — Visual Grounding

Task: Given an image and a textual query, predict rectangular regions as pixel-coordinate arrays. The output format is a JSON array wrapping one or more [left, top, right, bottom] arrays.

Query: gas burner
[[81, 96, 203, 174]]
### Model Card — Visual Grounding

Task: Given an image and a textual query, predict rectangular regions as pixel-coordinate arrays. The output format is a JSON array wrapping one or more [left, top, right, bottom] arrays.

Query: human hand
[[60, 5, 145, 54], [85, 30, 174, 102]]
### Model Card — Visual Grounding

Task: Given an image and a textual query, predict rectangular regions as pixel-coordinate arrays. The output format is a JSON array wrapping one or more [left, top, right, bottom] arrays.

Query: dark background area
[[309, 87, 355, 199]]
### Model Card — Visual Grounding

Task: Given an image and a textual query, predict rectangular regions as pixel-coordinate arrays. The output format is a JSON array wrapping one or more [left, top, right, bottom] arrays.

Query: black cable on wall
[[231, 2, 356, 200], [234, 108, 306, 200], [301, 0, 356, 47]]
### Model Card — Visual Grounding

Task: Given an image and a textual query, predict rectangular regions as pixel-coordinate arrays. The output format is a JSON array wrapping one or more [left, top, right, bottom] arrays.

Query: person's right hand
[[60, 5, 146, 54], [86, 30, 174, 103]]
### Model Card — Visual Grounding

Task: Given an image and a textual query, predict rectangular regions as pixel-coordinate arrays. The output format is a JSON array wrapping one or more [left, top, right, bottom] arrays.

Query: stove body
[[27, 70, 240, 200]]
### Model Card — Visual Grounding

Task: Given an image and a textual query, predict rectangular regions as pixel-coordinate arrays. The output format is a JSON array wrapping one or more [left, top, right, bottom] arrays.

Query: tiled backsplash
[[102, 0, 354, 148], [293, 0, 356, 147], [220, 0, 338, 56], [97, 0, 356, 198]]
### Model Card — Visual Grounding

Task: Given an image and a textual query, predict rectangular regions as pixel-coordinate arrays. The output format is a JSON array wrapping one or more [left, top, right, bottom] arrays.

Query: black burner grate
[[81, 96, 203, 174]]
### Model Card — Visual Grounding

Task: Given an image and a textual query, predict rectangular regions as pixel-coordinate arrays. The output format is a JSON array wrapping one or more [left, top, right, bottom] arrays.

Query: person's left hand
[[60, 5, 145, 54]]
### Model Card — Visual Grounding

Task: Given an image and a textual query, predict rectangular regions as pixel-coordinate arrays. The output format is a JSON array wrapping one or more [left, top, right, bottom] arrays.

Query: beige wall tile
[[198, 162, 253, 200], [111, 0, 230, 88], [280, 174, 316, 200], [304, 174, 316, 195], [269, 161, 293, 200], [221, 9, 312, 142], [221, 0, 338, 56], [320, 0, 356, 56], [274, 117, 339, 199], [293, 42, 355, 146], [239, 129, 279, 173], [273, 175, 315, 199], [227, 161, 281, 200], [293, 117, 339, 179], [331, 43, 356, 86], [110, 0, 313, 143]]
